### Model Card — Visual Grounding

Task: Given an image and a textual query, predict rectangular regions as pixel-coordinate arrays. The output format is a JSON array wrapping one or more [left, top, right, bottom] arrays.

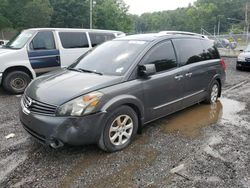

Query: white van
[[0, 28, 125, 94]]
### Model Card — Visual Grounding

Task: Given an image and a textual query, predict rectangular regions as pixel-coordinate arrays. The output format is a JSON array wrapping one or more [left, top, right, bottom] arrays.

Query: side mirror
[[138, 64, 156, 77]]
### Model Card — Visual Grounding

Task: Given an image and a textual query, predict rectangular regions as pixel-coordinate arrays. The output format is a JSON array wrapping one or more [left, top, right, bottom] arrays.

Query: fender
[[208, 73, 222, 96], [101, 94, 145, 124], [0, 48, 36, 79]]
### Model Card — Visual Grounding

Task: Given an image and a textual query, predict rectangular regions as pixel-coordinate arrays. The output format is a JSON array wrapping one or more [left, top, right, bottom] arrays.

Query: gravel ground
[[0, 58, 250, 188]]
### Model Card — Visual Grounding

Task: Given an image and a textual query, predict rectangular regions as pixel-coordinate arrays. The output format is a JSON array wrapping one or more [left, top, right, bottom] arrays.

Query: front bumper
[[19, 104, 107, 147], [0, 73, 3, 85], [237, 61, 250, 68]]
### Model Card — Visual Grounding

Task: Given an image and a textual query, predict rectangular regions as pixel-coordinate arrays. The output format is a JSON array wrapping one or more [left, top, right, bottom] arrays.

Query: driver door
[[141, 40, 186, 121], [28, 31, 61, 76]]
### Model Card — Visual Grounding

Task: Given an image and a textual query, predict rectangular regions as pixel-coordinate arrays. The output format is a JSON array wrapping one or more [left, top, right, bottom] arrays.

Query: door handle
[[174, 75, 184, 80], [55, 56, 60, 64], [185, 73, 193, 77]]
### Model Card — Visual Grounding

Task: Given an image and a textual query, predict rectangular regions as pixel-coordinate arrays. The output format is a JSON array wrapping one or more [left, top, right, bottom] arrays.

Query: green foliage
[[0, 0, 52, 29], [22, 0, 53, 28], [0, 0, 132, 32], [0, 0, 248, 34], [0, 14, 11, 30], [132, 0, 250, 34], [94, 0, 132, 32], [49, 0, 89, 28]]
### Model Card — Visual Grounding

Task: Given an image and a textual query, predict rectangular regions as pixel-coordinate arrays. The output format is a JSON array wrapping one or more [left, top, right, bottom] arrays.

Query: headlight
[[238, 56, 245, 62], [57, 91, 103, 116]]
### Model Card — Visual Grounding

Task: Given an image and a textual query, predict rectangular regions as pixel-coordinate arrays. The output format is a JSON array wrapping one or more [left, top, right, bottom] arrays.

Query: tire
[[204, 80, 220, 104], [2, 71, 31, 94], [98, 106, 138, 152]]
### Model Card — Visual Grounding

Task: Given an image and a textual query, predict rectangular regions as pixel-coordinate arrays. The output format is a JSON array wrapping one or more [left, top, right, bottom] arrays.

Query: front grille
[[22, 95, 57, 116]]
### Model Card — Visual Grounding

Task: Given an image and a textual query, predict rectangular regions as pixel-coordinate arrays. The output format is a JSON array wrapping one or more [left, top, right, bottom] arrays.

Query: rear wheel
[[3, 71, 31, 94], [205, 80, 220, 104], [98, 106, 138, 152]]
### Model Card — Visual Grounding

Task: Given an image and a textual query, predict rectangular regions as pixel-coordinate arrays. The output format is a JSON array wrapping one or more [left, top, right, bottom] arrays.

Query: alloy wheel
[[109, 115, 134, 146]]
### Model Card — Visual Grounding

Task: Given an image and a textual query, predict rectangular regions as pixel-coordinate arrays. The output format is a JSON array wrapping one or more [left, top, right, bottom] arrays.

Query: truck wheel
[[98, 106, 138, 152], [3, 71, 31, 94], [204, 80, 220, 104]]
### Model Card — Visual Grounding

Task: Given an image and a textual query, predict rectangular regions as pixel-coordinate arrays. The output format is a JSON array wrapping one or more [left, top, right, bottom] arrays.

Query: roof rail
[[159, 31, 209, 39]]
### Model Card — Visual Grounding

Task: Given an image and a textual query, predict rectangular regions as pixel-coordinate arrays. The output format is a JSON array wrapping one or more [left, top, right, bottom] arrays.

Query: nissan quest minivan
[[19, 33, 226, 152], [0, 28, 125, 94]]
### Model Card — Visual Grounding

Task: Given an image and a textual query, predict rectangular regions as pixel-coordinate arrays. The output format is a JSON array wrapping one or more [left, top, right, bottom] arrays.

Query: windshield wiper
[[78, 68, 103, 75], [68, 67, 103, 75], [67, 67, 83, 72]]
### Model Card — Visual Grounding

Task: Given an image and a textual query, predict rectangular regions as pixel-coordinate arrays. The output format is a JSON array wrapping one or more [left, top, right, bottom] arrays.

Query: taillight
[[220, 58, 226, 71]]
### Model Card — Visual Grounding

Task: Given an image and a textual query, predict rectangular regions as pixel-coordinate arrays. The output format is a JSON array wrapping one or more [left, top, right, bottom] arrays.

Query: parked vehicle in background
[[0, 28, 125, 94], [19, 33, 226, 152], [0, 40, 9, 47], [237, 44, 250, 70]]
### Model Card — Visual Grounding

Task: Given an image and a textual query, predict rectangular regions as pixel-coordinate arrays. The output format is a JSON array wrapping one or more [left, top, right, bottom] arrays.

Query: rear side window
[[143, 41, 177, 72], [201, 40, 220, 60], [59, 32, 89, 49], [30, 31, 55, 50], [89, 32, 115, 47], [172, 38, 204, 66]]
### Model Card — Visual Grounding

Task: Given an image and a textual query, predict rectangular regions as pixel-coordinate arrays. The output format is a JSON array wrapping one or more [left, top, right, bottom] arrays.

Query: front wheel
[[205, 80, 220, 104], [2, 71, 31, 94], [98, 106, 138, 152]]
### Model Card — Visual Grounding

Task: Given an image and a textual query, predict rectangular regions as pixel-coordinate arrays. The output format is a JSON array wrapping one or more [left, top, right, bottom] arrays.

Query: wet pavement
[[0, 58, 250, 187]]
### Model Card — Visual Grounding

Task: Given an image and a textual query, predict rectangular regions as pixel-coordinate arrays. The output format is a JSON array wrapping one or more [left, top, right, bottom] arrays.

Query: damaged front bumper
[[19, 105, 107, 147]]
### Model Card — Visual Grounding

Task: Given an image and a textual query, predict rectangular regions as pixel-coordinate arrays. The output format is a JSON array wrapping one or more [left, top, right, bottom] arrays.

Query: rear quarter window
[[201, 40, 220, 60], [89, 32, 115, 47], [172, 38, 204, 66], [59, 32, 89, 49]]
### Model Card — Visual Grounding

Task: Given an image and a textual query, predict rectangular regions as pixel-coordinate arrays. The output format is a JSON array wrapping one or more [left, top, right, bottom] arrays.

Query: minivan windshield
[[4, 30, 35, 49], [70, 40, 148, 76]]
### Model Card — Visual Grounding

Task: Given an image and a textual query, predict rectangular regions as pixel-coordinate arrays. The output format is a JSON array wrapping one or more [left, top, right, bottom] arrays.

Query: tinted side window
[[173, 38, 204, 66], [31, 31, 55, 50], [201, 40, 220, 60], [59, 32, 89, 48], [89, 32, 115, 47], [144, 41, 177, 73]]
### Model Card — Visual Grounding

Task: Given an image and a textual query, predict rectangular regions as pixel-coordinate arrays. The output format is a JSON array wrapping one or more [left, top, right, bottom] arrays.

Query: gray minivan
[[19, 33, 226, 152]]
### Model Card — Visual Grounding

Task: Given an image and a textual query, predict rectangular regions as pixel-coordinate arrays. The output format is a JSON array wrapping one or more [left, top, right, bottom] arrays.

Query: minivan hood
[[26, 69, 123, 105]]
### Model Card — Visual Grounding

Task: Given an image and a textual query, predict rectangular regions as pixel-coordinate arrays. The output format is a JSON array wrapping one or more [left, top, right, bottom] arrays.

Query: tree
[[0, 0, 52, 29], [50, 0, 89, 28], [0, 14, 11, 30], [22, 0, 53, 28], [94, 0, 132, 32]]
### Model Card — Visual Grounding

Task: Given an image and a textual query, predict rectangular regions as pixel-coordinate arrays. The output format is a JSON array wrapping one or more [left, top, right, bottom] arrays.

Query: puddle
[[160, 101, 223, 138], [160, 98, 246, 138], [60, 132, 158, 188]]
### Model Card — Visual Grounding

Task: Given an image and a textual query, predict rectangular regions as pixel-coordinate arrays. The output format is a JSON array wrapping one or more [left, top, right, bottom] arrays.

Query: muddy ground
[[0, 58, 250, 188]]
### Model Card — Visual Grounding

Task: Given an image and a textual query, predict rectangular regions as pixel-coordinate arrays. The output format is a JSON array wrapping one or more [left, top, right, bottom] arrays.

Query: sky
[[123, 0, 197, 15]]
